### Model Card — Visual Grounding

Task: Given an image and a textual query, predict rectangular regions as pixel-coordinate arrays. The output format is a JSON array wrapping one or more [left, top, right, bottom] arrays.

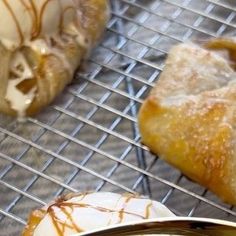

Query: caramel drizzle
[[118, 195, 133, 223], [60, 206, 82, 232], [145, 201, 153, 219], [48, 206, 66, 236], [28, 0, 39, 38], [34, 0, 53, 39], [107, 195, 123, 226], [19, 0, 38, 39], [47, 200, 147, 236], [2, 0, 24, 45], [19, 0, 30, 9], [2, 0, 75, 46]]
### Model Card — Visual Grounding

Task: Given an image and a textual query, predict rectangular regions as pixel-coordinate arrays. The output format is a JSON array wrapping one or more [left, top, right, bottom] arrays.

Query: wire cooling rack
[[0, 0, 236, 235]]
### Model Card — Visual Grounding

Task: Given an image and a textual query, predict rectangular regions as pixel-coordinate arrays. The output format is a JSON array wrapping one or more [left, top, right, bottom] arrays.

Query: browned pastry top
[[139, 38, 236, 205]]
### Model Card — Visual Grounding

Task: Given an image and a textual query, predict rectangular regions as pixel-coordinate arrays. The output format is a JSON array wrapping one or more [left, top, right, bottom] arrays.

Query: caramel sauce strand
[[118, 196, 133, 223], [107, 195, 123, 227], [29, 0, 39, 38], [48, 205, 64, 236], [61, 202, 145, 219], [48, 204, 83, 236], [20, 0, 38, 39], [34, 0, 52, 38], [61, 206, 83, 233], [48, 204, 79, 236], [145, 202, 153, 219], [2, 0, 24, 45], [60, 205, 66, 236], [46, 195, 149, 234], [19, 0, 30, 9], [47, 201, 146, 231]]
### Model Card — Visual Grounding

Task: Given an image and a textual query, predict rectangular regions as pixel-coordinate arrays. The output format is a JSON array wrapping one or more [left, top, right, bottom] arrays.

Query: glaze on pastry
[[0, 0, 109, 117], [138, 38, 236, 205], [22, 192, 175, 236]]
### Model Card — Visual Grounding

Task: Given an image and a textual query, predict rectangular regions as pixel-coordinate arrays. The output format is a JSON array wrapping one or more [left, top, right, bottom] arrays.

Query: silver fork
[[74, 217, 236, 236]]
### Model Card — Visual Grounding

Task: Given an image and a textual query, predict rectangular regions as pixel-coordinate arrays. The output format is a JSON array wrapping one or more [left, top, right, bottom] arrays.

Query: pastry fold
[[0, 0, 109, 117], [138, 38, 236, 205]]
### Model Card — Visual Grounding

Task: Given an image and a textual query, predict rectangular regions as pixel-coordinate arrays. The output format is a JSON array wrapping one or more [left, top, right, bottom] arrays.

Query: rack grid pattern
[[0, 0, 236, 235]]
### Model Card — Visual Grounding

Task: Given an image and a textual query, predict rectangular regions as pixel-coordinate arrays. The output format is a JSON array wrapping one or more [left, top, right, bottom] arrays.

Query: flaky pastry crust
[[139, 38, 236, 205]]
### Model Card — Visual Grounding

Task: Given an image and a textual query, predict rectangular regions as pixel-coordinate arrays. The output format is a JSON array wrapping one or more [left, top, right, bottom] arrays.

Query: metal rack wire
[[0, 0, 236, 235]]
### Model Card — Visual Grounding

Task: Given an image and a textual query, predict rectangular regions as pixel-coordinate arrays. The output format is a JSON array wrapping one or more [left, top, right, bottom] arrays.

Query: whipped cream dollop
[[32, 192, 175, 236]]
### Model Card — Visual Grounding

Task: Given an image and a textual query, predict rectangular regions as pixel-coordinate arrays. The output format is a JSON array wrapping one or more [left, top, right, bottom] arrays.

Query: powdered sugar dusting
[[139, 40, 236, 204]]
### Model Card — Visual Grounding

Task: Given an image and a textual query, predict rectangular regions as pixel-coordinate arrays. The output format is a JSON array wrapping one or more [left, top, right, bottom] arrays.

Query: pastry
[[138, 38, 236, 205], [22, 192, 175, 236], [0, 0, 109, 117]]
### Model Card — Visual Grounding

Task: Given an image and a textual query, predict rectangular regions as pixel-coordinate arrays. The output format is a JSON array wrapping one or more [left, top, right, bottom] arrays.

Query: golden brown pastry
[[22, 192, 175, 236], [138, 38, 236, 205], [0, 0, 109, 117]]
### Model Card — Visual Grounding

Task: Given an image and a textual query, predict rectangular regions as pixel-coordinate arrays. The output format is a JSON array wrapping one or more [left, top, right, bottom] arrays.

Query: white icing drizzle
[[5, 51, 36, 117]]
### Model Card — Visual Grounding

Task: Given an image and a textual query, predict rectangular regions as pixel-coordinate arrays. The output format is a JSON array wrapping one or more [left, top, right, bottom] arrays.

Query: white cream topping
[[5, 52, 36, 117], [0, 0, 33, 50], [33, 192, 175, 236], [0, 0, 78, 50], [0, 0, 85, 116]]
